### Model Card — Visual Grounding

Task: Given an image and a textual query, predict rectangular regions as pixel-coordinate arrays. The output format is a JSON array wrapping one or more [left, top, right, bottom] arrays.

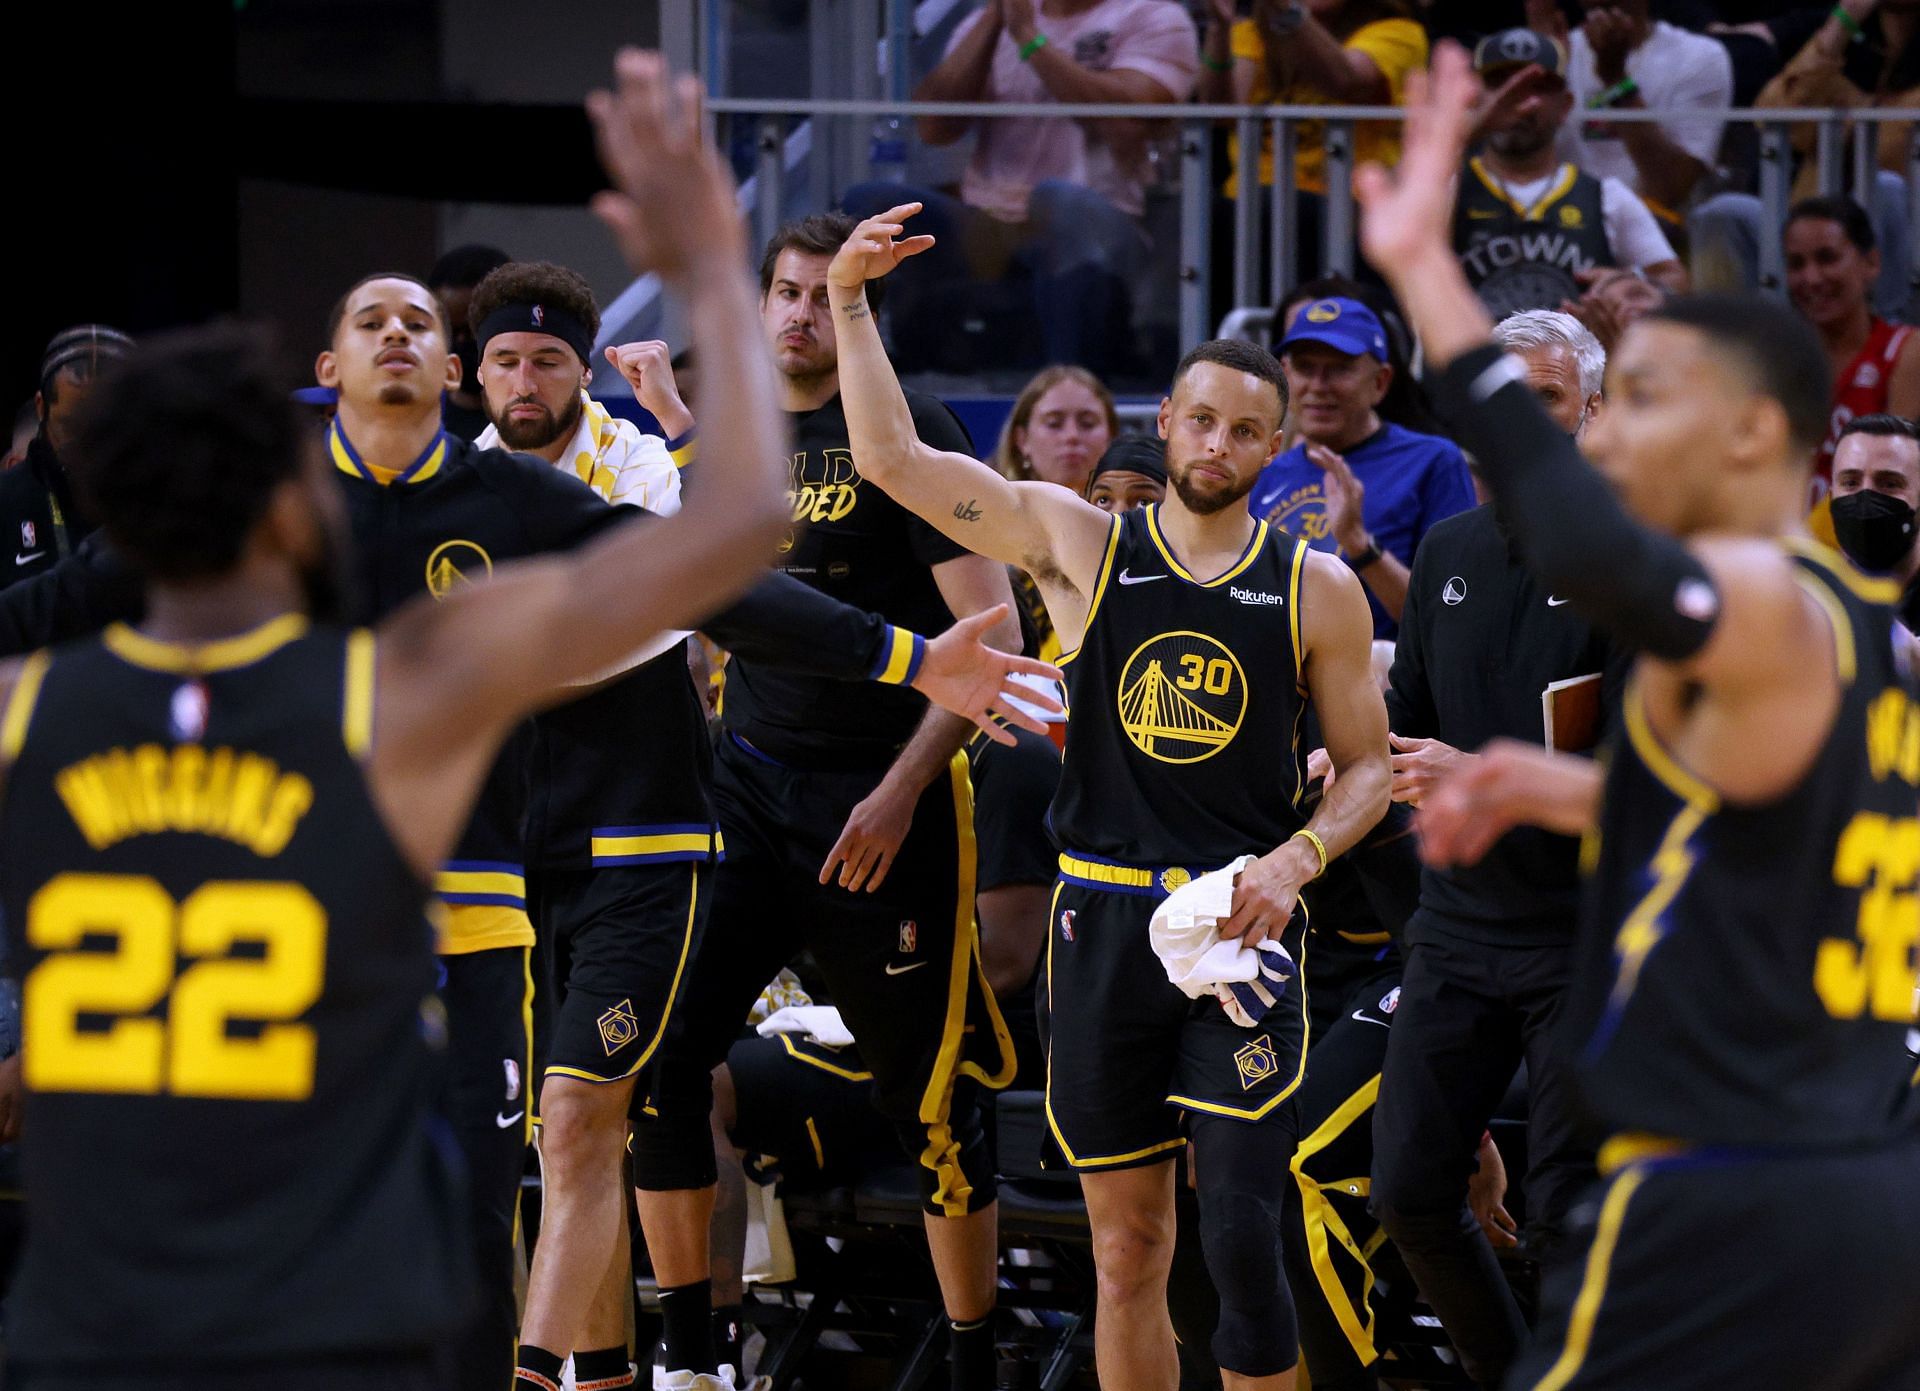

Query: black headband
[[475, 301, 594, 365], [1089, 435, 1167, 488]]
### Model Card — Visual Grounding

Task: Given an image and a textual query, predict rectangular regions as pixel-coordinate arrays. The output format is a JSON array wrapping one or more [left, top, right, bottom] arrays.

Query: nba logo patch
[[531, 303, 545, 327], [18, 521, 33, 548], [169, 679, 209, 741], [898, 920, 918, 953], [502, 1058, 521, 1103], [1059, 909, 1076, 942], [1380, 986, 1401, 1015], [597, 999, 639, 1055]]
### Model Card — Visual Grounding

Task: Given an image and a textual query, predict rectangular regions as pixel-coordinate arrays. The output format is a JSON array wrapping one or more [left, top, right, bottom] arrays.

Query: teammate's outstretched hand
[[588, 50, 743, 285], [828, 205, 937, 291], [1416, 738, 1603, 867], [1355, 42, 1480, 278], [912, 605, 1065, 746]]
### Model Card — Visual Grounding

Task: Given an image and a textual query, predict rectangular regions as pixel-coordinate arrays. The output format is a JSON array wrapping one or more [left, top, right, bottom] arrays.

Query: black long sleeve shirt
[[1386, 503, 1627, 946]]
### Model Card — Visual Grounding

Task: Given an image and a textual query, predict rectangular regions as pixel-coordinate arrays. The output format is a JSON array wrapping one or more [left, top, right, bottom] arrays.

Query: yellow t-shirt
[[1225, 17, 1427, 196]]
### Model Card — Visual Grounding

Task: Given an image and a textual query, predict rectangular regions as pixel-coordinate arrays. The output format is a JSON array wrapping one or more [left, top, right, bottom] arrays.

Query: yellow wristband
[[1290, 828, 1328, 879]]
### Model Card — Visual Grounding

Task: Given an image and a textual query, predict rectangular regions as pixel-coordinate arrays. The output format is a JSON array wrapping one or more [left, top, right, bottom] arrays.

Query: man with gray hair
[[1364, 307, 1625, 1387]]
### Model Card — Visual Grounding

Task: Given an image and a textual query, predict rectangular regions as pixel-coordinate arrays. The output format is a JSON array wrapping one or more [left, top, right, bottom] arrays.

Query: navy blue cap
[[1279, 297, 1389, 363], [291, 386, 339, 407]]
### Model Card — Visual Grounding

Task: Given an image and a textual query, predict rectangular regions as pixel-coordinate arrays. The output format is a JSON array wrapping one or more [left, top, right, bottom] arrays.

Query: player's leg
[[1282, 975, 1400, 1391], [523, 864, 708, 1378], [1508, 942, 1593, 1263], [1078, 1160, 1182, 1391], [439, 944, 534, 1391], [1367, 934, 1527, 1388], [800, 753, 1015, 1391], [1188, 1108, 1301, 1391]]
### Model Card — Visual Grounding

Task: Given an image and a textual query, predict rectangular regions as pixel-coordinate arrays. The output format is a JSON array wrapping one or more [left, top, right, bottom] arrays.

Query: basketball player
[[1357, 45, 1920, 1389], [0, 50, 788, 1389], [825, 207, 1393, 1391]]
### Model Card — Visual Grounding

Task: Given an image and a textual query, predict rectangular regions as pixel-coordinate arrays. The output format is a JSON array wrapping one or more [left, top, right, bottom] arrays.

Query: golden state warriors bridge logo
[[425, 540, 493, 599], [1117, 630, 1247, 764]]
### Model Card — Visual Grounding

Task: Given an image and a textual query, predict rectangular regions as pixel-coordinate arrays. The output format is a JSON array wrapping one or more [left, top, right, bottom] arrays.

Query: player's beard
[[1169, 459, 1254, 516], [493, 389, 583, 450]]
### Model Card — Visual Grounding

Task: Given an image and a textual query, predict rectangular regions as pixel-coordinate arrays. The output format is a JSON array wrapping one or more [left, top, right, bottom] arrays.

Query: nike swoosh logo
[[1547, 596, 1570, 607], [14, 552, 39, 566], [495, 1110, 524, 1129], [885, 962, 928, 976], [1351, 1009, 1391, 1029], [1117, 569, 1165, 586]]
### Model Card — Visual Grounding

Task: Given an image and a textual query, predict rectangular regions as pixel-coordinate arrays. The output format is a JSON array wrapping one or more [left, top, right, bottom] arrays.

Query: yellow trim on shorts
[[543, 864, 700, 1084], [342, 628, 376, 758], [804, 1116, 826, 1170], [1287, 536, 1308, 687], [1596, 1131, 1689, 1177], [916, 752, 1018, 1214], [777, 1031, 874, 1082], [1057, 512, 1122, 669], [1526, 1166, 1648, 1391], [1290, 1072, 1384, 1366], [0, 649, 50, 760]]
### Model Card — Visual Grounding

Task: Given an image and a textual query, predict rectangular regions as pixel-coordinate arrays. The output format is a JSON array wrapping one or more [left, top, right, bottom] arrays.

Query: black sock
[[714, 1302, 746, 1381], [949, 1314, 995, 1391], [514, 1345, 566, 1391], [573, 1345, 636, 1390], [659, 1277, 717, 1374]]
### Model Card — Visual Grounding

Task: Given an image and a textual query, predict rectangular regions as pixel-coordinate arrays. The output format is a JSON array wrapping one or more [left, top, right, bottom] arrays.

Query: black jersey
[[1452, 156, 1616, 319], [1572, 541, 1920, 1148], [1051, 506, 1311, 866], [720, 390, 974, 767], [0, 618, 467, 1369]]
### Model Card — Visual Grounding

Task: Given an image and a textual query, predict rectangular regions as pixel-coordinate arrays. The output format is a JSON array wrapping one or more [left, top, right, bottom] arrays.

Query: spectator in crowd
[[1552, 0, 1734, 222], [0, 325, 132, 591], [1198, 0, 1428, 282], [1561, 262, 1668, 352], [1456, 29, 1687, 319], [1693, 0, 1920, 319], [427, 242, 510, 441], [1783, 195, 1920, 485], [851, 0, 1199, 376], [991, 364, 1119, 492], [1370, 309, 1621, 1391], [1249, 294, 1476, 636], [1829, 413, 1920, 630], [1083, 432, 1167, 511], [1275, 272, 1449, 438]]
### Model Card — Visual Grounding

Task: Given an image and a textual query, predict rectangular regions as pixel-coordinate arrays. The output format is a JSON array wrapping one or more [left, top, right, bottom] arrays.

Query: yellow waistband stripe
[[1596, 1131, 1689, 1177]]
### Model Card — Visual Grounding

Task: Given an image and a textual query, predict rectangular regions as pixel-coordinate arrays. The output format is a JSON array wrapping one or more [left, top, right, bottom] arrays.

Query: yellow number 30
[[24, 873, 326, 1101]]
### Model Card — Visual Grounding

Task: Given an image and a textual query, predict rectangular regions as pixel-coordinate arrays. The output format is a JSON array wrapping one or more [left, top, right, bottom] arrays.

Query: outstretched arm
[[1355, 45, 1827, 701], [1416, 739, 1605, 868], [370, 52, 789, 878], [824, 206, 1114, 631], [1222, 553, 1390, 944]]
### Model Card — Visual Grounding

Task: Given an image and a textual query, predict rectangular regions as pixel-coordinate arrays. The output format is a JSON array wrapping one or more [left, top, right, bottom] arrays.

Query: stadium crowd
[[0, 6, 1917, 1391]]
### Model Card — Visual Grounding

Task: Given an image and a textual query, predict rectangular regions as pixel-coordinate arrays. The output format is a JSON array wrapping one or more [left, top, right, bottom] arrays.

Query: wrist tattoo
[[953, 498, 983, 523], [842, 301, 870, 321]]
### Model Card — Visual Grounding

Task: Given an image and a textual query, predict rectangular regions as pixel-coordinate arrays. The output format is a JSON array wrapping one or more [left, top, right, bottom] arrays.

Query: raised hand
[[1355, 42, 1481, 279], [828, 205, 937, 291], [911, 605, 1066, 746], [604, 340, 693, 436], [587, 50, 743, 285]]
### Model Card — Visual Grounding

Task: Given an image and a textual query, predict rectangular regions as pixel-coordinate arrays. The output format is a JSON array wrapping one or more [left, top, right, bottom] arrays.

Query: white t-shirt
[[1560, 20, 1733, 195], [1481, 166, 1679, 269], [948, 0, 1199, 221]]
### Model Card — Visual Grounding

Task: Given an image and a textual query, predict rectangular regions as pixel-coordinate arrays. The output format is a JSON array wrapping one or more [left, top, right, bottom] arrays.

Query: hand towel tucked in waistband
[[1149, 855, 1296, 1029], [756, 1004, 855, 1049]]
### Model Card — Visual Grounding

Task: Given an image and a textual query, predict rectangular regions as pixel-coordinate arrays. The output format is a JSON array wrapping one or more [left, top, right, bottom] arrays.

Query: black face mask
[[1831, 489, 1918, 574]]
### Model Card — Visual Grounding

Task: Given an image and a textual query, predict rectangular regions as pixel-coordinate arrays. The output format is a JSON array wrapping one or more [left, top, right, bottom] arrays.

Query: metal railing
[[599, 96, 1920, 368]]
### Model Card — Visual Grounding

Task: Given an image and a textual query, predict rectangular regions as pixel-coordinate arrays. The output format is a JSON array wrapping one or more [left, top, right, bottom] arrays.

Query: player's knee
[[1090, 1204, 1176, 1307], [631, 1106, 721, 1193], [1200, 1187, 1297, 1376], [894, 1102, 997, 1217], [537, 1080, 630, 1174]]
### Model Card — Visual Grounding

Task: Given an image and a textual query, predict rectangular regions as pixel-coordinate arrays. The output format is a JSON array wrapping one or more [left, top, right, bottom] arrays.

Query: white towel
[[755, 1005, 855, 1049], [1149, 855, 1298, 1029]]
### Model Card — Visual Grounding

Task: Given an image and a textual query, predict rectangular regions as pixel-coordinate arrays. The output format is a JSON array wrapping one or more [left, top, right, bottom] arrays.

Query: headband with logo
[[475, 301, 594, 365]]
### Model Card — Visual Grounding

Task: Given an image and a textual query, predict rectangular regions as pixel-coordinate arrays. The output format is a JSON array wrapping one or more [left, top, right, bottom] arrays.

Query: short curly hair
[[467, 261, 602, 358], [67, 323, 304, 583]]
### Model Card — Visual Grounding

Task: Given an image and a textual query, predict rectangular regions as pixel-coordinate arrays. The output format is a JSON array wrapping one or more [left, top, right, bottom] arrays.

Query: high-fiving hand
[[587, 50, 743, 285], [829, 205, 938, 292]]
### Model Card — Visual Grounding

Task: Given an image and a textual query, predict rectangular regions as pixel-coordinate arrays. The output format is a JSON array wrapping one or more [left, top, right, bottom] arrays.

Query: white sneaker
[[655, 1369, 738, 1391]]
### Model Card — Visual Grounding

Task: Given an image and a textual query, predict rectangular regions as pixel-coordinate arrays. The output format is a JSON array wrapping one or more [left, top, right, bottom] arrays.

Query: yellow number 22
[[24, 873, 327, 1101]]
